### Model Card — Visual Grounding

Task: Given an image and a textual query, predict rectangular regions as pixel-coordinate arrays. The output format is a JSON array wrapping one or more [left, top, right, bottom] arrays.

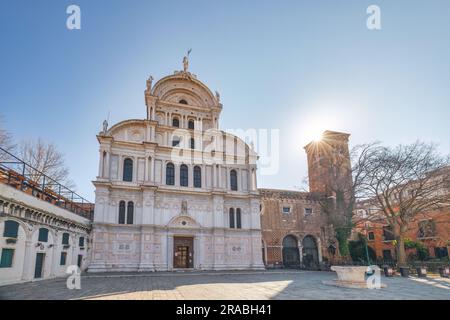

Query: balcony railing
[[0, 146, 93, 220]]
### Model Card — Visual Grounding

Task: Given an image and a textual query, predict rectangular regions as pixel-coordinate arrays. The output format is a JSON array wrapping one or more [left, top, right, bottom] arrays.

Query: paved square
[[0, 270, 449, 300]]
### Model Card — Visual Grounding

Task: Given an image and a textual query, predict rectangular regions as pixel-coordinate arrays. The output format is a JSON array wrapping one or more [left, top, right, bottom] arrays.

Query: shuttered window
[[38, 228, 49, 242], [60, 252, 67, 265], [3, 220, 19, 238], [62, 233, 70, 245], [0, 248, 14, 268]]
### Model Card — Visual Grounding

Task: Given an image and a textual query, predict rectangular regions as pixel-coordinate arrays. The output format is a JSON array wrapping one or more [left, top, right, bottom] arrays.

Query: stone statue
[[183, 56, 189, 72], [215, 91, 220, 103], [183, 49, 191, 72], [181, 200, 188, 215], [102, 119, 108, 134], [146, 75, 153, 92]]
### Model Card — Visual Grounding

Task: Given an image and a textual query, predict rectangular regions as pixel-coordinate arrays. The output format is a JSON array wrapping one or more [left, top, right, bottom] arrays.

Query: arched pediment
[[107, 119, 147, 143], [152, 74, 217, 109], [167, 215, 201, 229]]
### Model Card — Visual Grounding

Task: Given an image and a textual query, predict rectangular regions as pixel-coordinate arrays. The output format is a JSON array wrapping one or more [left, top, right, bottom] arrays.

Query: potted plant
[[399, 266, 410, 277], [416, 266, 427, 277], [438, 266, 450, 278]]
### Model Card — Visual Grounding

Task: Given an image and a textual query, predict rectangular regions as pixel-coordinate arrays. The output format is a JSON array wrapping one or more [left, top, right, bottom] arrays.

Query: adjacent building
[[0, 149, 92, 286]]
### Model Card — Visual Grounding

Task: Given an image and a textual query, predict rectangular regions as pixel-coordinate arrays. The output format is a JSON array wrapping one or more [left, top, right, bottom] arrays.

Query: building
[[353, 167, 450, 262], [0, 148, 92, 286], [259, 131, 352, 269], [89, 58, 264, 272]]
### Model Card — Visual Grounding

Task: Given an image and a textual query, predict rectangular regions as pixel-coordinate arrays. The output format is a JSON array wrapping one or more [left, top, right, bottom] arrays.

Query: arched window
[[118, 200, 126, 224], [229, 208, 235, 228], [62, 233, 70, 245], [180, 164, 188, 187], [190, 138, 195, 150], [236, 208, 242, 229], [123, 158, 133, 182], [194, 166, 202, 188], [127, 201, 134, 224], [230, 169, 238, 191], [38, 228, 49, 242], [172, 136, 180, 147], [3, 220, 19, 238], [179, 99, 188, 105], [166, 163, 175, 185], [188, 120, 195, 129], [172, 117, 180, 127]]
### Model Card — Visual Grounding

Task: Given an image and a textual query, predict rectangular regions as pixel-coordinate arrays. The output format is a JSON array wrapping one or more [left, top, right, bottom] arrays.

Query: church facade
[[89, 61, 264, 272]]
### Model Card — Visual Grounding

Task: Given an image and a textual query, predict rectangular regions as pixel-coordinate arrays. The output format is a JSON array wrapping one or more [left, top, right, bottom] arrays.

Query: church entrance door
[[173, 237, 193, 268]]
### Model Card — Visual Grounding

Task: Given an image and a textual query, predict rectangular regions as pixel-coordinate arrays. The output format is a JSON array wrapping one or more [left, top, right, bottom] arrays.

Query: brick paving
[[0, 270, 449, 300]]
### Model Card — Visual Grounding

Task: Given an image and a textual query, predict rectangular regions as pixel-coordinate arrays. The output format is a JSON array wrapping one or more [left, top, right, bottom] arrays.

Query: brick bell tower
[[304, 130, 352, 196]]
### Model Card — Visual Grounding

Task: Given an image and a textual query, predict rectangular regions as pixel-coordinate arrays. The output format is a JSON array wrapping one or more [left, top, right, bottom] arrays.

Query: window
[[190, 138, 195, 150], [382, 250, 393, 261], [434, 247, 449, 259], [382, 226, 395, 241], [368, 232, 375, 240], [0, 248, 14, 268], [38, 228, 49, 242], [179, 99, 188, 105], [119, 200, 126, 224], [172, 137, 180, 147], [188, 120, 195, 129], [62, 233, 70, 245], [180, 164, 189, 186], [60, 252, 67, 265], [194, 166, 202, 188], [127, 202, 134, 224], [172, 118, 180, 127], [123, 158, 133, 182], [229, 208, 235, 228], [304, 208, 313, 215], [282, 207, 290, 214], [3, 220, 19, 238], [79, 237, 85, 247], [166, 163, 175, 185], [230, 170, 238, 191], [236, 208, 242, 229]]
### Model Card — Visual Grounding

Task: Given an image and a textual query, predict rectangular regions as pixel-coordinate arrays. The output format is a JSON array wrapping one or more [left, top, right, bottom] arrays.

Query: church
[[89, 57, 264, 272]]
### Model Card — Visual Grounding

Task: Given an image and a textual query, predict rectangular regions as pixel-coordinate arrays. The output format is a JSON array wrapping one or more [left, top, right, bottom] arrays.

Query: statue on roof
[[183, 49, 192, 72], [215, 90, 220, 103], [146, 75, 153, 92], [102, 119, 108, 135]]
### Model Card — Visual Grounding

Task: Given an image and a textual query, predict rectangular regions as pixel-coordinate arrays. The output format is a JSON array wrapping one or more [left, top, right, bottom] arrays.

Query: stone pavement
[[0, 270, 449, 300]]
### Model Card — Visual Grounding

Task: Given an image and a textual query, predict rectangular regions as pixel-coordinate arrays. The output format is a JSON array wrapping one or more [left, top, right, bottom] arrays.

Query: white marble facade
[[89, 63, 264, 272]]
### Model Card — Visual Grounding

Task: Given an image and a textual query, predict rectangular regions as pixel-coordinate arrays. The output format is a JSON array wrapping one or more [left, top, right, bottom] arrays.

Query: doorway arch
[[282, 235, 300, 268], [302, 235, 319, 270]]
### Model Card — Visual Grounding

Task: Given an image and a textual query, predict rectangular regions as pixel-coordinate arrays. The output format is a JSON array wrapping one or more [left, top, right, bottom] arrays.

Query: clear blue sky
[[1, 0, 449, 201]]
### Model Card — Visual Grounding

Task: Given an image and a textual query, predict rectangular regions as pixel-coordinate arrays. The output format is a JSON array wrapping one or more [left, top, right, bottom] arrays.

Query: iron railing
[[0, 146, 93, 220]]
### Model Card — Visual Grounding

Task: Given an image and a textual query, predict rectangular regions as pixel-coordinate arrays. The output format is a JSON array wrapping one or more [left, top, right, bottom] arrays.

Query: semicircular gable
[[152, 75, 216, 108], [167, 215, 201, 228], [107, 120, 147, 143]]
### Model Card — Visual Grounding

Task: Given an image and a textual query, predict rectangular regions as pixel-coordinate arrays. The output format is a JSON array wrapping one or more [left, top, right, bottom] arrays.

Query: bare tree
[[19, 138, 75, 190], [358, 142, 450, 265], [0, 115, 16, 158]]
